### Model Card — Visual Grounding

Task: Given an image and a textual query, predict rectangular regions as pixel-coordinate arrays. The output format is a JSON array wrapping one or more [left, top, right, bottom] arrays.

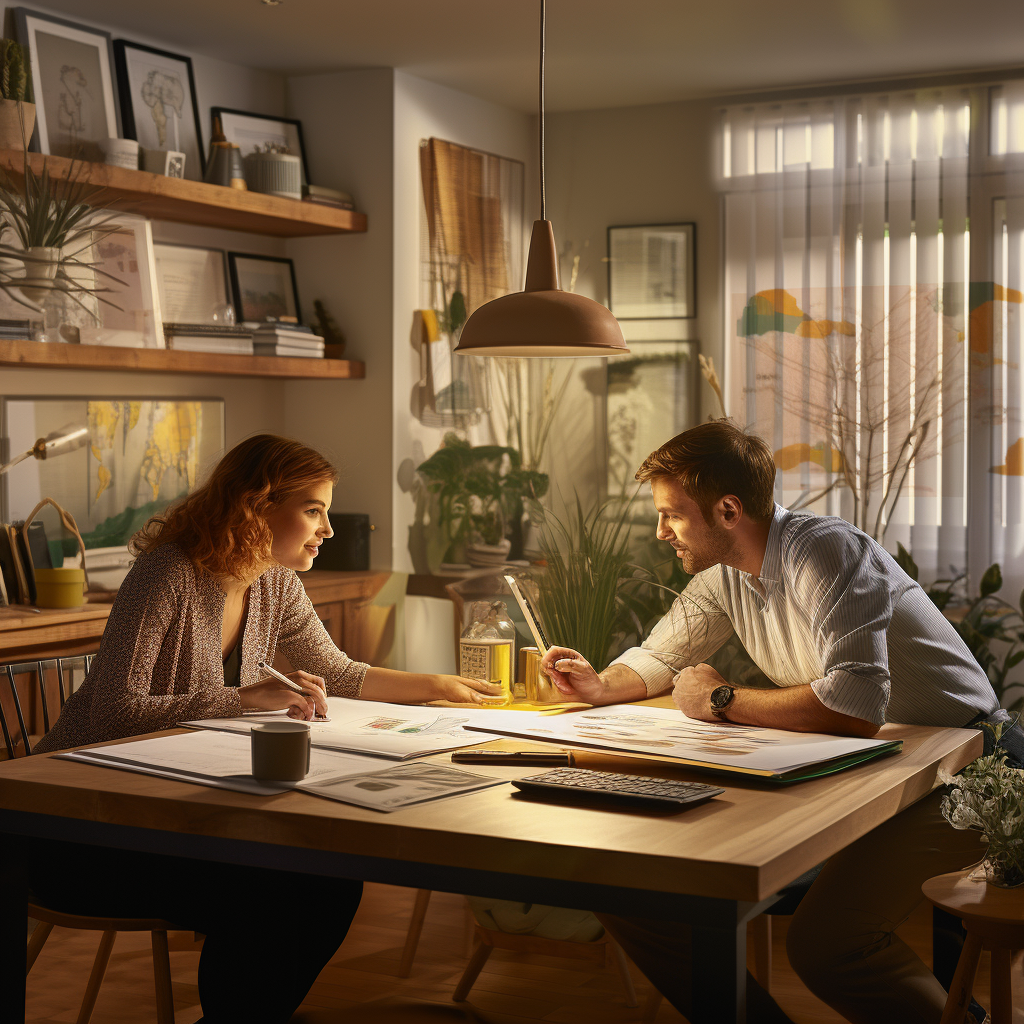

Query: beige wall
[[540, 97, 722, 508]]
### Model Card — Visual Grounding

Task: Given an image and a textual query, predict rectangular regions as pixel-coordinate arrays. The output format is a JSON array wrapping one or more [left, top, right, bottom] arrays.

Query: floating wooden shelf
[[0, 338, 365, 380], [0, 150, 367, 237]]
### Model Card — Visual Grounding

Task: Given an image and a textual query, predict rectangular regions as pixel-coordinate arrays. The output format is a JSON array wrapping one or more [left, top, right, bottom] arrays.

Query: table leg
[[691, 918, 746, 1024], [1, 832, 28, 1020]]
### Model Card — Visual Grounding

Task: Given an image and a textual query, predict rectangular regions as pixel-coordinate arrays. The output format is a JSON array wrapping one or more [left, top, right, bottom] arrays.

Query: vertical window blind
[[720, 87, 1001, 586]]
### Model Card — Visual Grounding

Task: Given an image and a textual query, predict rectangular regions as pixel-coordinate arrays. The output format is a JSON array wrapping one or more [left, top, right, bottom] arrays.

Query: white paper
[[296, 762, 504, 812], [462, 704, 897, 776], [57, 730, 507, 811], [184, 697, 501, 760]]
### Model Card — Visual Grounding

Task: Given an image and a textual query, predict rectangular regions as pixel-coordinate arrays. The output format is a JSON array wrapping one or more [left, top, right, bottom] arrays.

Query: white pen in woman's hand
[[257, 661, 330, 721]]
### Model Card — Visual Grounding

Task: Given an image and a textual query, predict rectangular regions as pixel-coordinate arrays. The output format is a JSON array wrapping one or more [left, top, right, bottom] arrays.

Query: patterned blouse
[[36, 543, 368, 752]]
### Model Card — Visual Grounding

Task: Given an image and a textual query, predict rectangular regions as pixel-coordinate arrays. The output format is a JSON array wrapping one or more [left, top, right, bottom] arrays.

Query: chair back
[[1, 655, 95, 758]]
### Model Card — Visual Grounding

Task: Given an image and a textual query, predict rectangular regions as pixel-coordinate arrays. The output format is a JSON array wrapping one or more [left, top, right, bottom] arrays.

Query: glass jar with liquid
[[459, 601, 515, 706]]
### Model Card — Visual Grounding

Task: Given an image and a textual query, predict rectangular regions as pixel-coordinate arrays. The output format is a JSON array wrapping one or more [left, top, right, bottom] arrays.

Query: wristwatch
[[710, 684, 736, 720]]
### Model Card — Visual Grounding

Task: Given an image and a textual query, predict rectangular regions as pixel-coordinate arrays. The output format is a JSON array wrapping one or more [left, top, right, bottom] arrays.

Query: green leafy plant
[[895, 545, 1024, 713], [0, 39, 29, 103], [416, 433, 548, 561], [939, 722, 1024, 887]]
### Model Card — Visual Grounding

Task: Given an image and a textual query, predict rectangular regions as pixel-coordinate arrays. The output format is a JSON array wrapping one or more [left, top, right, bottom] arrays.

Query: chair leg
[[940, 931, 984, 1024], [641, 986, 663, 1022], [607, 939, 638, 1008], [151, 929, 175, 1024], [76, 930, 116, 1024], [751, 914, 772, 993], [463, 899, 476, 957], [26, 920, 54, 974], [452, 940, 493, 1002], [399, 889, 432, 978]]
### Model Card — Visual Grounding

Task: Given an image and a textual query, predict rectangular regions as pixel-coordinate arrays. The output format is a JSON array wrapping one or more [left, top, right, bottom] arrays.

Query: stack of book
[[0, 318, 33, 340], [252, 322, 325, 358], [302, 184, 355, 211], [164, 323, 254, 355]]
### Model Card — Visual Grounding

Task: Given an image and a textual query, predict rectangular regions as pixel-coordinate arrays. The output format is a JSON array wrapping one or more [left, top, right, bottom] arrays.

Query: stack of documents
[[59, 730, 503, 811], [185, 697, 502, 759], [460, 704, 903, 782], [251, 323, 324, 358]]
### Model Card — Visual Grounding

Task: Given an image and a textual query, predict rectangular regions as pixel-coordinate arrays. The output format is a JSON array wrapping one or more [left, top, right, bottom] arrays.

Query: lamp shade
[[455, 220, 629, 358]]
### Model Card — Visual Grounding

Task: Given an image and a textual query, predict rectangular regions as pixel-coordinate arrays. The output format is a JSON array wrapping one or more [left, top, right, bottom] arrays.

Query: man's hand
[[671, 663, 730, 722], [539, 647, 647, 706]]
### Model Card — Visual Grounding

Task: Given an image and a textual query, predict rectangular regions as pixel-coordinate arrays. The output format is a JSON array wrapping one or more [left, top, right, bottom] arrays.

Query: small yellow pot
[[33, 567, 86, 609]]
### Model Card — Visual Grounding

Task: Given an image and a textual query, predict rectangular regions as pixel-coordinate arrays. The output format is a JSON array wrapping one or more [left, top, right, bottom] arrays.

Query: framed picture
[[607, 223, 696, 320], [2, 396, 224, 549], [74, 215, 165, 348], [154, 244, 229, 324], [212, 107, 308, 184], [113, 40, 205, 180], [605, 340, 700, 505], [227, 252, 301, 323], [14, 7, 120, 161]]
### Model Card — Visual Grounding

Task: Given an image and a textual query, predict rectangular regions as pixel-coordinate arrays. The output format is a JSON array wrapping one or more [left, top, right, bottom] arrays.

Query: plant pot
[[0, 99, 35, 150], [17, 246, 60, 303], [466, 538, 512, 568], [978, 853, 1024, 889]]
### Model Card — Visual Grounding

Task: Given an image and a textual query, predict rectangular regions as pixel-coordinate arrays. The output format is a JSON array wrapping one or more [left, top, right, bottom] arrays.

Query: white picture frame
[[15, 7, 120, 162], [153, 244, 229, 325], [607, 223, 696, 320], [77, 216, 165, 349]]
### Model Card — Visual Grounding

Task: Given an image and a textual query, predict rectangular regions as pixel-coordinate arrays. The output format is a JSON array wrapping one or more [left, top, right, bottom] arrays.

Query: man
[[540, 420, 1022, 1024]]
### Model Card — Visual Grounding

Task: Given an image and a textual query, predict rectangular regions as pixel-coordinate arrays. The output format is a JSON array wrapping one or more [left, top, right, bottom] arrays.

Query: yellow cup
[[33, 567, 87, 608]]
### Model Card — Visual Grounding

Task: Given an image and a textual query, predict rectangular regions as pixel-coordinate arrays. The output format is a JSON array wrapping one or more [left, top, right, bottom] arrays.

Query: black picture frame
[[112, 39, 205, 178], [606, 222, 697, 320], [14, 6, 121, 159], [227, 252, 301, 324], [211, 107, 309, 185]]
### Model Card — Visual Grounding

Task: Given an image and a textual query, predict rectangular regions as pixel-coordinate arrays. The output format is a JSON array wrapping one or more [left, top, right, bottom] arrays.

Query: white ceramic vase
[[17, 246, 61, 303]]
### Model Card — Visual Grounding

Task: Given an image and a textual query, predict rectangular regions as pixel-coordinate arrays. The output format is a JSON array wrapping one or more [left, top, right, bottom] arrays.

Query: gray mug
[[251, 721, 311, 781]]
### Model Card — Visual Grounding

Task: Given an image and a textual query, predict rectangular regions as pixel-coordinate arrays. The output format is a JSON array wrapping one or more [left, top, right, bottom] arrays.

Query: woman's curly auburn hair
[[131, 434, 338, 581]]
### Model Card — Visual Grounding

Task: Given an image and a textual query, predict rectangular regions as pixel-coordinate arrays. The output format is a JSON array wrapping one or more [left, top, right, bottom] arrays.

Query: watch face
[[710, 685, 734, 710]]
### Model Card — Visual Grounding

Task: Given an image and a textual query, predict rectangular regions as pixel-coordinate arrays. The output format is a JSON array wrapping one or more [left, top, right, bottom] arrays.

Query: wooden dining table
[[0, 704, 981, 1023]]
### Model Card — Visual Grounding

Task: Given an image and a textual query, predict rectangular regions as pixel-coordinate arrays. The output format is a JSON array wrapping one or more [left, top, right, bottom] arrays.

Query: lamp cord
[[539, 0, 546, 222]]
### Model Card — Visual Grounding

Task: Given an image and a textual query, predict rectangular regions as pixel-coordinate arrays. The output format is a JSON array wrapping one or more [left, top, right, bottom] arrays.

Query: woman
[[32, 434, 497, 1024]]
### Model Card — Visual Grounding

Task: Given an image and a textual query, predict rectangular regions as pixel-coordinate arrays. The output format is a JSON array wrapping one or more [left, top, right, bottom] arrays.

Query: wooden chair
[[453, 919, 637, 1008], [4, 656, 183, 1024], [923, 868, 1024, 1024]]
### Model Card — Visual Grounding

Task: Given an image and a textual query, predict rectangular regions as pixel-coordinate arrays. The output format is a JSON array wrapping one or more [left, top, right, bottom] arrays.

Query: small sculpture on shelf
[[0, 39, 34, 151]]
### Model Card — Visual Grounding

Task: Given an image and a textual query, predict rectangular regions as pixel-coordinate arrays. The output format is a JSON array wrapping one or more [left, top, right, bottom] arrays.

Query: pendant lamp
[[454, 0, 628, 358]]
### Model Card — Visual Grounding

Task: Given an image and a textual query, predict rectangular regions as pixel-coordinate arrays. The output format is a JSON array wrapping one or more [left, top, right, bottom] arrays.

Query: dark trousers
[[27, 839, 363, 1024]]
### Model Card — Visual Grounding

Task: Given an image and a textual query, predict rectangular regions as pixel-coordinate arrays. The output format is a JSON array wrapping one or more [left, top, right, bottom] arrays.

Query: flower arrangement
[[939, 723, 1024, 888]]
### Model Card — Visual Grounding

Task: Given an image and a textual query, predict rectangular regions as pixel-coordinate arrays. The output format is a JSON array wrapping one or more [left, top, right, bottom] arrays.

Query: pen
[[257, 660, 329, 721], [451, 750, 576, 766]]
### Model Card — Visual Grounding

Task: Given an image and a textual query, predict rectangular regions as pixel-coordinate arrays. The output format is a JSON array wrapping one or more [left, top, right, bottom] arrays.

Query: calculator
[[511, 767, 724, 810]]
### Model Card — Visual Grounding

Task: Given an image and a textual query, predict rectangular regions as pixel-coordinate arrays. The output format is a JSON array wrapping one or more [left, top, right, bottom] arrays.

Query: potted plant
[[0, 152, 122, 313], [415, 434, 548, 570], [0, 39, 34, 152], [940, 724, 1024, 888]]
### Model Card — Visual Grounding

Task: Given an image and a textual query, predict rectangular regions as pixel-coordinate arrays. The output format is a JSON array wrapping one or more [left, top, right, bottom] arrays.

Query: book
[[163, 322, 253, 337], [253, 345, 324, 359], [184, 697, 502, 760], [460, 704, 903, 783], [252, 322, 316, 336], [304, 184, 354, 203], [169, 336, 255, 355], [302, 196, 356, 210]]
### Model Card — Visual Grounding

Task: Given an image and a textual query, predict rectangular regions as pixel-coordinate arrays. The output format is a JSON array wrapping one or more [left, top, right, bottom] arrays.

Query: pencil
[[257, 660, 330, 721]]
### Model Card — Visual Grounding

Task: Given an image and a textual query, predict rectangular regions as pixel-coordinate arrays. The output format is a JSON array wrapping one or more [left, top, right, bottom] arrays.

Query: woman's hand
[[428, 674, 504, 705], [240, 669, 329, 720]]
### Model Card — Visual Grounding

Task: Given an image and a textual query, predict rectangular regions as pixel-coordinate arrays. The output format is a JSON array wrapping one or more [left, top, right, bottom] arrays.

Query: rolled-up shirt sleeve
[[791, 525, 894, 726], [610, 570, 734, 696]]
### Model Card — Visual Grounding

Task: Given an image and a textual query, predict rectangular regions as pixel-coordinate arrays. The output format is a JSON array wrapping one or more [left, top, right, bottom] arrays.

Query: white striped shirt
[[612, 504, 998, 727]]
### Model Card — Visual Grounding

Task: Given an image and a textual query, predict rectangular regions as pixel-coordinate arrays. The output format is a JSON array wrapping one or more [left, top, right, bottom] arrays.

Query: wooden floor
[[24, 882, 1024, 1024]]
